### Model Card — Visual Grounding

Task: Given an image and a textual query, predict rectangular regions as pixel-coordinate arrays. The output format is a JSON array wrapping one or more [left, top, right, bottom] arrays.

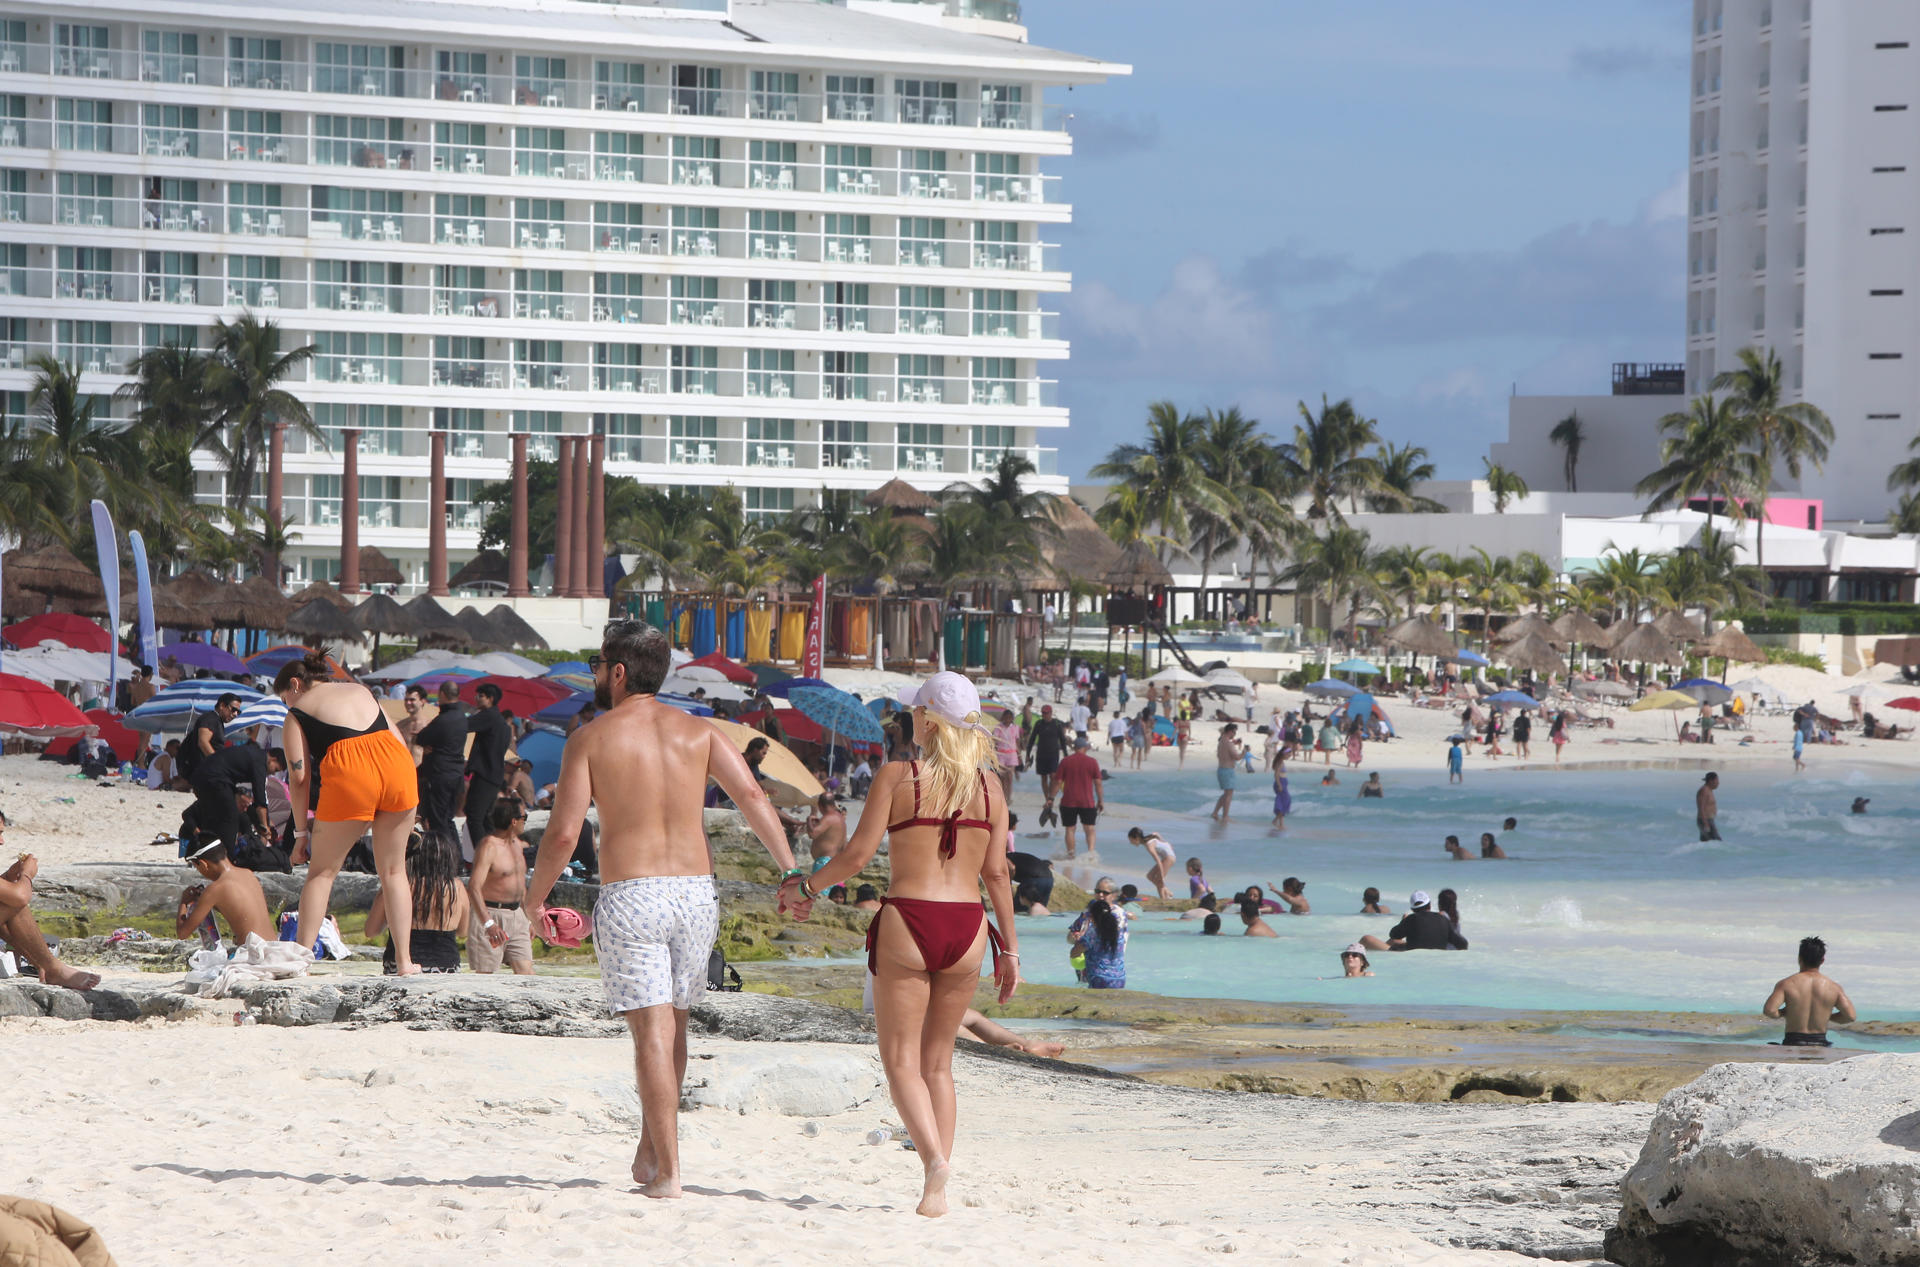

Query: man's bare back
[[1765, 968, 1855, 1037], [177, 867, 274, 944]]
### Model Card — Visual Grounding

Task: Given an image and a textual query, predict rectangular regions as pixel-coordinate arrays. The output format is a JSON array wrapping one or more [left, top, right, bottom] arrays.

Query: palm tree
[[1366, 441, 1444, 512], [1712, 345, 1834, 581], [20, 355, 155, 548], [1635, 395, 1760, 533], [1184, 406, 1265, 598], [1892, 491, 1920, 536], [610, 486, 711, 597], [117, 342, 210, 503], [1579, 545, 1662, 625], [1549, 412, 1586, 492], [1280, 523, 1378, 658], [1238, 441, 1301, 617], [827, 511, 924, 598], [922, 509, 997, 600], [201, 314, 319, 513], [1461, 548, 1523, 648], [942, 452, 1050, 608], [1089, 401, 1230, 563], [1370, 544, 1435, 621], [1482, 459, 1530, 513], [1275, 395, 1382, 519], [1059, 575, 1105, 659]]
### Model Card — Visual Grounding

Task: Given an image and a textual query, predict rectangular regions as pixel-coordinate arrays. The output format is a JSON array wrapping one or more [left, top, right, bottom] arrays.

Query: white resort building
[[0, 0, 1125, 590]]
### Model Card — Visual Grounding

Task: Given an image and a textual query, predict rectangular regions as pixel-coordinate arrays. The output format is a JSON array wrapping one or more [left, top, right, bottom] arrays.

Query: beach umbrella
[[288, 580, 353, 611], [1332, 657, 1381, 676], [676, 665, 732, 683], [532, 693, 593, 723], [514, 727, 567, 789], [1887, 697, 1920, 712], [1571, 679, 1636, 700], [547, 672, 595, 694], [749, 663, 793, 689], [1692, 624, 1767, 666], [1493, 633, 1567, 678], [1653, 610, 1704, 642], [1672, 677, 1734, 705], [545, 660, 591, 677], [4, 612, 109, 654], [45, 707, 139, 761], [1303, 677, 1360, 699], [405, 666, 487, 689], [664, 673, 751, 702], [657, 692, 715, 717], [457, 674, 570, 717], [0, 672, 96, 736], [708, 717, 824, 807], [247, 644, 322, 676], [1381, 616, 1457, 658], [351, 593, 419, 666], [285, 599, 365, 646], [1483, 690, 1544, 709], [1204, 669, 1254, 694], [160, 640, 247, 675], [4, 642, 135, 687], [368, 648, 469, 681], [1628, 689, 1698, 713], [483, 604, 550, 651], [1144, 666, 1209, 687], [3, 544, 105, 605], [789, 685, 888, 746], [1611, 623, 1683, 666], [1493, 613, 1563, 645], [1728, 676, 1789, 706], [230, 697, 288, 733], [1835, 681, 1891, 700], [1552, 609, 1613, 647], [406, 595, 477, 650], [683, 651, 755, 684], [124, 679, 265, 732], [1450, 648, 1490, 667], [761, 675, 833, 699], [473, 651, 547, 678], [447, 549, 509, 593]]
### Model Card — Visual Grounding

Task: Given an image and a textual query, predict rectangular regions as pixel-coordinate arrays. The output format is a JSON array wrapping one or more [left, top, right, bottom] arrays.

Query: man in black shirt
[[1024, 704, 1071, 825], [185, 740, 278, 859], [1383, 890, 1469, 951], [177, 693, 242, 783], [414, 681, 469, 837], [464, 682, 512, 842]]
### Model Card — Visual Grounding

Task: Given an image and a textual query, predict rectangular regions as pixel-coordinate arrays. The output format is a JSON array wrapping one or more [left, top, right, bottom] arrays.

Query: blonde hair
[[914, 711, 1001, 821]]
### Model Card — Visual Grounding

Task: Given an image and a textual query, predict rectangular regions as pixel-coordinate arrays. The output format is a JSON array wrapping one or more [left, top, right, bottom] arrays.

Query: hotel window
[[513, 268, 564, 317], [750, 70, 799, 120], [444, 477, 489, 530], [307, 475, 343, 527], [56, 319, 115, 368], [140, 323, 200, 353], [746, 348, 794, 399], [594, 201, 648, 241], [434, 121, 488, 172], [826, 75, 876, 121], [314, 115, 406, 168], [825, 144, 875, 194], [434, 192, 487, 243], [436, 50, 487, 99], [670, 205, 719, 256], [510, 409, 562, 461], [56, 246, 113, 301], [974, 220, 1026, 270], [513, 340, 565, 390], [749, 209, 796, 259], [352, 475, 405, 527], [895, 78, 958, 125], [434, 407, 488, 446], [55, 100, 114, 153], [900, 149, 949, 198], [974, 152, 1026, 201], [970, 424, 1016, 472], [748, 278, 795, 328], [143, 250, 201, 305], [670, 346, 718, 395], [433, 335, 488, 389], [824, 350, 871, 401], [1, 94, 23, 132], [750, 139, 796, 189], [671, 275, 721, 325], [0, 168, 25, 224], [594, 271, 646, 322], [668, 415, 718, 465], [0, 391, 24, 431], [897, 353, 947, 402], [228, 37, 284, 89], [0, 244, 22, 305], [315, 402, 404, 458], [824, 280, 870, 333], [514, 126, 567, 178], [313, 185, 405, 240], [900, 217, 946, 268], [56, 172, 114, 229], [227, 182, 283, 234], [313, 330, 402, 385], [671, 135, 720, 185], [822, 419, 869, 469], [142, 103, 201, 158], [314, 258, 400, 313], [746, 418, 796, 467], [671, 64, 722, 117], [593, 341, 645, 391], [228, 110, 285, 160], [745, 488, 795, 523], [972, 356, 1017, 405], [825, 213, 872, 265], [54, 24, 109, 78], [972, 288, 1019, 337], [594, 131, 645, 180], [142, 30, 199, 85], [514, 198, 568, 247], [515, 55, 568, 106], [601, 412, 645, 462], [594, 60, 645, 111], [314, 43, 402, 96], [226, 255, 282, 306], [898, 423, 944, 471], [979, 83, 1026, 128]]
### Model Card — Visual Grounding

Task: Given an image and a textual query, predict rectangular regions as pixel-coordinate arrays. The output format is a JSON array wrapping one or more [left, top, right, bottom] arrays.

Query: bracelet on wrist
[[780, 867, 807, 882], [799, 878, 819, 901]]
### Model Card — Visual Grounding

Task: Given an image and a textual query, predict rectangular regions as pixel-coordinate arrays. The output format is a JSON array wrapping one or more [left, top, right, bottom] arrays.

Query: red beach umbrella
[[1887, 697, 1920, 712], [684, 651, 756, 684], [0, 672, 97, 736], [457, 674, 572, 717], [45, 708, 141, 761], [3, 612, 110, 654]]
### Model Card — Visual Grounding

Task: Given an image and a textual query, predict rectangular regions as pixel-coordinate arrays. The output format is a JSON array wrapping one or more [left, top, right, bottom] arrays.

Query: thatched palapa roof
[[1039, 496, 1125, 586], [1493, 612, 1564, 646], [356, 546, 405, 589], [1692, 623, 1767, 665], [285, 599, 364, 644], [1611, 622, 1683, 665], [863, 478, 937, 514], [1382, 615, 1457, 658], [447, 550, 509, 592], [287, 580, 353, 611], [483, 604, 550, 650], [1552, 609, 1612, 646], [1494, 632, 1567, 677], [1106, 541, 1173, 591]]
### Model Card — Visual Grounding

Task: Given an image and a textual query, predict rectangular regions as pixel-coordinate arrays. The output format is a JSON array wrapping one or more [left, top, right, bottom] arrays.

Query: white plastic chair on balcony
[[260, 284, 279, 308], [464, 224, 484, 247], [382, 218, 400, 241], [852, 242, 870, 264], [434, 295, 451, 316], [546, 226, 564, 250], [463, 153, 484, 174], [264, 213, 283, 236], [146, 281, 161, 302], [226, 285, 245, 307], [826, 241, 845, 263]]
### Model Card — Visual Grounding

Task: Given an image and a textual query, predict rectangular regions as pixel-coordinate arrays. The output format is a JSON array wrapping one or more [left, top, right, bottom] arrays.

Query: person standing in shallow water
[[1763, 936, 1855, 1047], [1696, 772, 1722, 842]]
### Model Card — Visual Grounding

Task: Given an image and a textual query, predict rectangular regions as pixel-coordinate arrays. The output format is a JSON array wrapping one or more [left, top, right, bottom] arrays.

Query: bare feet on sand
[[43, 964, 100, 991], [631, 1139, 656, 1186], [916, 1160, 951, 1218]]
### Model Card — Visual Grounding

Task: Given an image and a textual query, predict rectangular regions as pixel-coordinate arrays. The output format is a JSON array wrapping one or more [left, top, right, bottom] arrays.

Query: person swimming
[[1851, 797, 1871, 815], [1444, 834, 1474, 860], [1480, 832, 1507, 859], [1501, 817, 1517, 832], [1356, 772, 1383, 799], [1235, 895, 1277, 937], [1360, 886, 1391, 915]]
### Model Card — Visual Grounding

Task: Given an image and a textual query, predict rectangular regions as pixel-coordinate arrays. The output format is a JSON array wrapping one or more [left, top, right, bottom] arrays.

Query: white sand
[[0, 1012, 1622, 1266]]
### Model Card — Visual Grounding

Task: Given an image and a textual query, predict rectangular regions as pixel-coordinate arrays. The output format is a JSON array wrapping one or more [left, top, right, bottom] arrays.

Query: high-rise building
[[1689, 0, 1919, 520], [0, 0, 1125, 588]]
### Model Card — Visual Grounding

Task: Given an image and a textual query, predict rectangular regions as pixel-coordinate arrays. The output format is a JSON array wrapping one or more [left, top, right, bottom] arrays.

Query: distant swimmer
[[1763, 936, 1855, 1047], [1360, 887, 1391, 915], [1338, 943, 1374, 977], [1235, 894, 1277, 937], [1321, 769, 1340, 787], [1268, 876, 1310, 914], [1696, 772, 1722, 842], [1502, 817, 1517, 832], [1479, 832, 1507, 859], [1443, 834, 1474, 860], [1356, 772, 1384, 799], [1851, 797, 1871, 815]]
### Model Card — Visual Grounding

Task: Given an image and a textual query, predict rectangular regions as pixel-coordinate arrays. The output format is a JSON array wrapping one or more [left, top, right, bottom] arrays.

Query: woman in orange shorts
[[274, 656, 423, 974]]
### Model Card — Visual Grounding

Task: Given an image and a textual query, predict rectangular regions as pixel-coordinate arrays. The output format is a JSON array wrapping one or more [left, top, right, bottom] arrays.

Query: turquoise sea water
[[1008, 759, 1920, 1033]]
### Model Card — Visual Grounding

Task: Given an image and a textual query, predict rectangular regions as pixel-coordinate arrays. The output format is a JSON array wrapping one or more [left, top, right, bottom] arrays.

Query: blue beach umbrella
[[161, 640, 247, 675], [544, 660, 590, 677], [1332, 657, 1381, 676], [1483, 690, 1544, 709], [532, 693, 592, 723], [1346, 691, 1377, 719], [1303, 678, 1360, 699], [1672, 677, 1733, 705], [230, 697, 288, 732], [125, 680, 266, 732], [514, 727, 566, 789], [789, 685, 887, 745], [1451, 649, 1490, 667], [406, 665, 486, 688], [656, 692, 715, 717], [761, 675, 833, 699]]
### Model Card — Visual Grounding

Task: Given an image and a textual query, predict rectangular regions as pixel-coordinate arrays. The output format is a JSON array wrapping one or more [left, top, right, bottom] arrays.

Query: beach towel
[[199, 933, 314, 998], [0, 1195, 118, 1267], [538, 905, 593, 948]]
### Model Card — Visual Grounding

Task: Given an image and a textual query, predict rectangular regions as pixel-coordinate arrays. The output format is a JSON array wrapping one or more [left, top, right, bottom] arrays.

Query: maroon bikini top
[[887, 761, 994, 859]]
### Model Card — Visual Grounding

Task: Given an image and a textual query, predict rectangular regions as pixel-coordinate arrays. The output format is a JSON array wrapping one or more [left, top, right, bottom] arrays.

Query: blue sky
[[1022, 0, 1691, 483]]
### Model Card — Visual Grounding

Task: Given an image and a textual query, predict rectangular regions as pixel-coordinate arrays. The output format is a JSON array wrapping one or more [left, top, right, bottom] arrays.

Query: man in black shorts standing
[[464, 682, 512, 847], [1025, 704, 1070, 827], [1055, 736, 1104, 858]]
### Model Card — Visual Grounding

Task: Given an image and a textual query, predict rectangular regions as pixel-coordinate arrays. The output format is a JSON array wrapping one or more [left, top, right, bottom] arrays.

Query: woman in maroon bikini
[[785, 671, 1021, 1217]]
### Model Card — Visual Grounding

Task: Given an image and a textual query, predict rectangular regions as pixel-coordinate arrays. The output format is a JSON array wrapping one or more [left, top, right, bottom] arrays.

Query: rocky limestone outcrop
[[1607, 1052, 1920, 1267], [31, 863, 382, 919], [683, 1048, 887, 1117]]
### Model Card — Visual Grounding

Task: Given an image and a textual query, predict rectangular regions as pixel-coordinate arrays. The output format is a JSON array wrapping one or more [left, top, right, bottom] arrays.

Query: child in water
[[1186, 856, 1210, 899], [1271, 755, 1292, 829]]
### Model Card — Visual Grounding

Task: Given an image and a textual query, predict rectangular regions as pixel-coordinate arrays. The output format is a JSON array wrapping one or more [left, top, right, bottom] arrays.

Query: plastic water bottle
[[234, 1010, 258, 1027], [865, 1127, 893, 1146]]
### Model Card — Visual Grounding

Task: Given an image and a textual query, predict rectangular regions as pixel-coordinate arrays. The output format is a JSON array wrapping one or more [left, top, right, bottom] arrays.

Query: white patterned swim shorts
[[592, 874, 720, 1014]]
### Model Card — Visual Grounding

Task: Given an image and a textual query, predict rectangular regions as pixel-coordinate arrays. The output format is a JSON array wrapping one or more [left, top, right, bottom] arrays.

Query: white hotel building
[[0, 0, 1125, 588]]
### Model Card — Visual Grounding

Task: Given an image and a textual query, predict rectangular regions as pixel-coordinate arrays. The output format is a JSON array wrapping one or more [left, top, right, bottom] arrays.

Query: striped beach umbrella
[[124, 679, 265, 732]]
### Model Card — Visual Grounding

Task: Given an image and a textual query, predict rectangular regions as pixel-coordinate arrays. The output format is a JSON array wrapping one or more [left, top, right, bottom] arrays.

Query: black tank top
[[289, 689, 389, 768]]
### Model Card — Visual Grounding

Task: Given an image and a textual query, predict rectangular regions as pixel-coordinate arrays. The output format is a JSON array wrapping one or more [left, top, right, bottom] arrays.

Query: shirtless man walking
[[1763, 936, 1856, 1047], [1696, 772, 1722, 842], [524, 620, 803, 1199], [468, 798, 534, 975]]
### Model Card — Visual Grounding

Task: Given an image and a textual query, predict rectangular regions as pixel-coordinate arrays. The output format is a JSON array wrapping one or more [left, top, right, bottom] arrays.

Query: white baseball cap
[[1409, 890, 1431, 908], [899, 672, 993, 735]]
